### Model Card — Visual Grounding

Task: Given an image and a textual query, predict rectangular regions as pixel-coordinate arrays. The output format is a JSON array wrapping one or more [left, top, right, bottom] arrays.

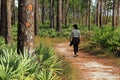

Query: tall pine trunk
[[1, 0, 11, 44], [100, 0, 103, 27], [34, 0, 39, 35], [117, 0, 120, 25], [112, 0, 117, 28], [72, 0, 75, 23], [50, 0, 54, 29], [65, 0, 68, 26], [96, 0, 100, 26], [41, 0, 45, 24], [88, 0, 91, 31], [106, 4, 109, 24], [18, 0, 35, 55], [62, 0, 65, 25], [0, 0, 6, 36], [86, 1, 89, 27], [56, 0, 62, 32], [11, 0, 16, 25]]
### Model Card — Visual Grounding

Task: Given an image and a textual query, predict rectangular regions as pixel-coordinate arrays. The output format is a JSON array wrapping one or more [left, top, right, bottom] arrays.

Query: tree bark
[[0, 0, 6, 36], [100, 0, 103, 27], [106, 4, 109, 24], [11, 0, 16, 25], [96, 0, 100, 26], [34, 0, 39, 35], [88, 0, 91, 31], [72, 0, 75, 23], [117, 0, 120, 25], [50, 0, 54, 29], [86, 1, 89, 27], [112, 0, 117, 28], [56, 0, 62, 32], [5, 0, 12, 44], [65, 0, 68, 26], [18, 0, 35, 55], [78, 1, 81, 24], [62, 0, 65, 25], [41, 0, 45, 24], [1, 0, 11, 44]]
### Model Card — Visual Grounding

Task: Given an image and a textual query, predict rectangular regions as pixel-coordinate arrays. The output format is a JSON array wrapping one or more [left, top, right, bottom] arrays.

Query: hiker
[[69, 24, 81, 57]]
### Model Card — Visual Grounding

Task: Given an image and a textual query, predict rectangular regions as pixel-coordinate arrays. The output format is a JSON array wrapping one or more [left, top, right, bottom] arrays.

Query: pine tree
[[17, 0, 35, 55]]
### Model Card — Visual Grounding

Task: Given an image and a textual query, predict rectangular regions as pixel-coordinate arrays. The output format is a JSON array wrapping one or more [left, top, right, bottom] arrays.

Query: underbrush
[[79, 26, 120, 59], [39, 28, 71, 39], [0, 42, 63, 80], [90, 27, 120, 57]]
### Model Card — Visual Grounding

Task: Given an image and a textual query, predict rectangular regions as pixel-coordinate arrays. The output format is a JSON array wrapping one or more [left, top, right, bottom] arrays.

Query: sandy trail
[[55, 42, 120, 80]]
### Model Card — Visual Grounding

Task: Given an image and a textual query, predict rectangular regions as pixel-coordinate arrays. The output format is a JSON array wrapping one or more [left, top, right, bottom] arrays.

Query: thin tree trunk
[[34, 0, 39, 35], [18, 0, 35, 55], [100, 0, 103, 27], [78, 1, 81, 24], [52, 0, 55, 28], [117, 0, 120, 25], [106, 5, 109, 24], [72, 0, 75, 23], [56, 0, 62, 32], [0, 0, 6, 36], [11, 0, 16, 25], [96, 0, 100, 26], [5, 0, 12, 44], [65, 0, 68, 26], [112, 0, 117, 28], [62, 0, 64, 25], [1, 0, 11, 44], [86, 1, 89, 27], [42, 0, 45, 24], [81, 1, 84, 27], [50, 0, 54, 29], [88, 0, 91, 31]]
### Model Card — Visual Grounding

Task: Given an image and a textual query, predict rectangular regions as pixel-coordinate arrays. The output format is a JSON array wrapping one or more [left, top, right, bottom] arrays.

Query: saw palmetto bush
[[107, 28, 120, 55], [91, 27, 120, 56], [0, 47, 37, 80], [35, 43, 62, 80], [0, 43, 62, 80]]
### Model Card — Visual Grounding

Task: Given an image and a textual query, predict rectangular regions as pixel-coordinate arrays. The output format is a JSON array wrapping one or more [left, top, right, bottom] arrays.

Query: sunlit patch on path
[[55, 43, 120, 80]]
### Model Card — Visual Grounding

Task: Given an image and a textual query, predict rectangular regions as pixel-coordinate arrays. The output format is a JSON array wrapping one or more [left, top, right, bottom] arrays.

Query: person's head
[[73, 24, 78, 29]]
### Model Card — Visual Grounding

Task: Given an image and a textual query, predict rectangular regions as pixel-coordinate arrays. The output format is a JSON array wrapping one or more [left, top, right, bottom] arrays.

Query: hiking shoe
[[74, 55, 78, 57]]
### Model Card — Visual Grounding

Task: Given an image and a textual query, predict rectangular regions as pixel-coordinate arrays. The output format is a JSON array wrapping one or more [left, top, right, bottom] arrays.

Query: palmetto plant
[[91, 27, 120, 56], [35, 43, 62, 79], [0, 43, 62, 80], [107, 29, 120, 55], [0, 48, 37, 80]]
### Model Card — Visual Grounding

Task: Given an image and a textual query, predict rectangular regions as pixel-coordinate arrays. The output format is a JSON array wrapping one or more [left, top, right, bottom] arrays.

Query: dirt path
[[55, 42, 120, 80]]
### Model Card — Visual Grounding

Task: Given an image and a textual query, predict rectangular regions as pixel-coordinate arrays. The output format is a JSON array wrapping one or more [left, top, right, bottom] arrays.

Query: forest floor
[[55, 42, 120, 80]]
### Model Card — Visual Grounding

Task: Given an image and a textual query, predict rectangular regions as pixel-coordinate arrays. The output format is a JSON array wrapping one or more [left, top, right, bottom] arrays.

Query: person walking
[[69, 24, 81, 57]]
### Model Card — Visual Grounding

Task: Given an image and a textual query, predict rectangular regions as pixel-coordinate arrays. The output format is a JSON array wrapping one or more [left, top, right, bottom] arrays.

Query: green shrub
[[90, 27, 120, 56], [0, 44, 62, 80], [107, 29, 120, 55], [0, 48, 37, 80]]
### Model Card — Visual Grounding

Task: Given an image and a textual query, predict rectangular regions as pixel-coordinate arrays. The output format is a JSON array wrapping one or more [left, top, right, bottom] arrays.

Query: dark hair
[[73, 24, 78, 29]]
